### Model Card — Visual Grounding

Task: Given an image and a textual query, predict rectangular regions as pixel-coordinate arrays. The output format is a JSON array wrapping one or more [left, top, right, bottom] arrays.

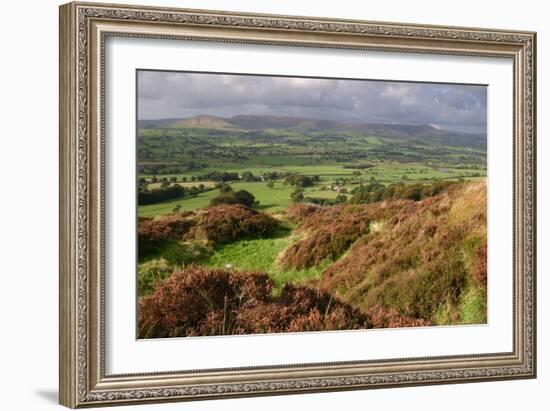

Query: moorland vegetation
[[136, 115, 487, 337]]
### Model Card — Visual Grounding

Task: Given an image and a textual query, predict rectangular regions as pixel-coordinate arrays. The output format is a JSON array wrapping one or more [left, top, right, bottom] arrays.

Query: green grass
[[146, 181, 216, 190], [433, 281, 487, 326], [138, 189, 221, 217], [140, 162, 485, 188], [138, 162, 486, 218], [458, 285, 487, 324], [139, 180, 296, 217], [204, 230, 329, 290]]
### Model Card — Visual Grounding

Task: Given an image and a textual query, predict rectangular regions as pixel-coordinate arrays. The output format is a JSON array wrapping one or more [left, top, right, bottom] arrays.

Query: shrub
[[210, 189, 257, 208], [290, 188, 304, 203], [366, 304, 432, 328], [138, 258, 176, 296], [209, 191, 238, 206], [138, 213, 194, 257], [320, 180, 487, 325], [231, 284, 370, 334], [286, 174, 314, 188], [349, 180, 456, 205], [193, 205, 279, 244], [286, 203, 321, 223], [138, 183, 190, 205], [287, 306, 365, 332], [372, 250, 466, 320], [138, 267, 274, 338], [218, 183, 233, 193], [280, 205, 371, 269], [138, 267, 370, 338], [472, 244, 487, 287], [234, 190, 257, 207]]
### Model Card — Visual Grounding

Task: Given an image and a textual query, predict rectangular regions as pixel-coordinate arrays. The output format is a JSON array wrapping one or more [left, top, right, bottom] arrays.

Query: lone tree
[[219, 183, 233, 193], [234, 190, 257, 207], [290, 187, 304, 203], [241, 171, 256, 182], [210, 189, 258, 208], [286, 174, 314, 188]]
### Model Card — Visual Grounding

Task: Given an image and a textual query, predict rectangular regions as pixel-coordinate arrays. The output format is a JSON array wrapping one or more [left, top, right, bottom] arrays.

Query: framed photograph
[[59, 2, 536, 408]]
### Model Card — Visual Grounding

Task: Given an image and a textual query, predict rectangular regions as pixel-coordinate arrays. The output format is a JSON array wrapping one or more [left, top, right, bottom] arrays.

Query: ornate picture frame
[[59, 1, 536, 408]]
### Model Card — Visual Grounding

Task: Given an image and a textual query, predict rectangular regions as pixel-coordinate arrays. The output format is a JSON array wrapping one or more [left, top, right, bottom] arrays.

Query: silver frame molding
[[59, 2, 537, 408]]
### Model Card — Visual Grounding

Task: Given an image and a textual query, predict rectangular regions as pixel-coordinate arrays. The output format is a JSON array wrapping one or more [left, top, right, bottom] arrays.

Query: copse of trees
[[302, 195, 347, 206], [210, 189, 258, 208], [241, 171, 261, 182], [262, 171, 291, 181], [343, 164, 374, 169], [217, 183, 233, 193], [139, 184, 186, 205], [286, 174, 315, 188], [138, 183, 213, 205], [348, 180, 457, 204], [198, 171, 240, 182]]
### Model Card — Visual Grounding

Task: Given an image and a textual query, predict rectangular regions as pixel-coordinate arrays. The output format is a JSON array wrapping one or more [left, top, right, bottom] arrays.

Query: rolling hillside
[[139, 114, 485, 145], [137, 115, 487, 177], [137, 180, 487, 337]]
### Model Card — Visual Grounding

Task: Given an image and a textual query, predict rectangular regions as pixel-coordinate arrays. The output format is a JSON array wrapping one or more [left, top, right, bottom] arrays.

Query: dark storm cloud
[[137, 70, 487, 133]]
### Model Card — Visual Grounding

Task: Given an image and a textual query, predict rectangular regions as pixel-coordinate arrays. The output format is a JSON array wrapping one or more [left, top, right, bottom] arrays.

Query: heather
[[138, 267, 370, 338], [137, 180, 488, 336], [320, 181, 487, 324]]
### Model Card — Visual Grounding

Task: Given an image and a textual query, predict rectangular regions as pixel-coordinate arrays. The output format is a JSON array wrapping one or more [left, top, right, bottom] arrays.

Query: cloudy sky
[[137, 70, 487, 134]]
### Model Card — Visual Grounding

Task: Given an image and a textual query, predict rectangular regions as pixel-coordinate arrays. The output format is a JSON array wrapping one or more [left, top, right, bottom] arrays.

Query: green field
[[139, 181, 296, 217], [138, 162, 485, 218]]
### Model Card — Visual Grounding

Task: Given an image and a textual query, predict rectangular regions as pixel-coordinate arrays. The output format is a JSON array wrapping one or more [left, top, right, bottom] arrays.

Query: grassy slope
[[138, 181, 487, 326], [204, 232, 330, 290], [139, 181, 295, 217]]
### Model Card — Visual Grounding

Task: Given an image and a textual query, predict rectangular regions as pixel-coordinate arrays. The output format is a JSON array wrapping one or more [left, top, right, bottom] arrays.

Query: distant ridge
[[138, 114, 485, 141], [139, 115, 235, 129]]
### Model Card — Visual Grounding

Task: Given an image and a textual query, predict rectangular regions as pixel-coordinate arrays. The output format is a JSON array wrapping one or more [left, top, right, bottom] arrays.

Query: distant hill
[[139, 115, 236, 129], [138, 114, 484, 143], [228, 115, 446, 138], [228, 115, 341, 131], [138, 115, 485, 137]]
